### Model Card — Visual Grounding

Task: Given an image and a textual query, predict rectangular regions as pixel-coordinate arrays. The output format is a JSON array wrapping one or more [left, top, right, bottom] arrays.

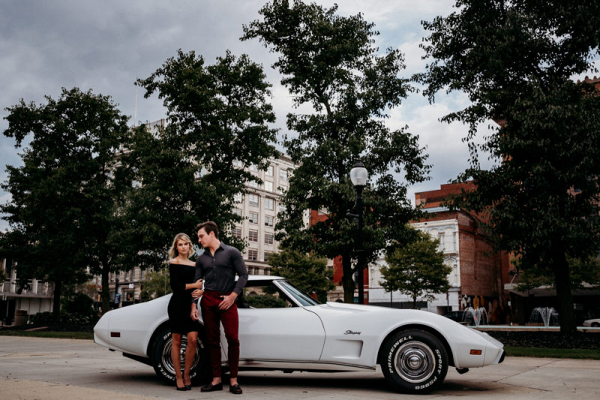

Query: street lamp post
[[350, 159, 368, 304]]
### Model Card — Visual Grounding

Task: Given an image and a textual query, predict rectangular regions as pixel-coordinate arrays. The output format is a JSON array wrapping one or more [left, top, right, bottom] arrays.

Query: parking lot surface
[[1, 336, 599, 399]]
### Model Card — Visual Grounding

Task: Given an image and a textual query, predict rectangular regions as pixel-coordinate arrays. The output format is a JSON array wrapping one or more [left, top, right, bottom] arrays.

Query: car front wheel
[[151, 325, 210, 384], [380, 329, 448, 393]]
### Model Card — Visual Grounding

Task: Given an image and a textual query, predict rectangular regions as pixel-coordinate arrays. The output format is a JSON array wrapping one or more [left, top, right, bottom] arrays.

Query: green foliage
[[269, 249, 334, 303], [64, 292, 95, 317], [417, 0, 600, 332], [1, 87, 133, 315], [127, 49, 279, 270], [381, 230, 451, 308], [245, 293, 288, 308], [29, 311, 98, 329], [243, 0, 429, 302], [514, 256, 600, 292], [140, 268, 172, 300]]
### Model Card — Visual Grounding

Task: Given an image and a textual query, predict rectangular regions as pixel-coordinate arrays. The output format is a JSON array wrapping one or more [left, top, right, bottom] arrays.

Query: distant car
[[94, 276, 505, 394], [583, 318, 600, 327]]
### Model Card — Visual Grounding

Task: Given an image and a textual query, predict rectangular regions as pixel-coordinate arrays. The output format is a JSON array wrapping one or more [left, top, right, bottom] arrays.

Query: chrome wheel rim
[[161, 335, 201, 376], [393, 341, 436, 384]]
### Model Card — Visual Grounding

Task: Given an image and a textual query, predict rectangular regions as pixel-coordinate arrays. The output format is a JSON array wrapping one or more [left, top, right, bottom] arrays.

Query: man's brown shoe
[[229, 384, 243, 394], [201, 382, 223, 392]]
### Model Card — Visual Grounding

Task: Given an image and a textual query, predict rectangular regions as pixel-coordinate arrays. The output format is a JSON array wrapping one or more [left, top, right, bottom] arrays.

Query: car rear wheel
[[380, 329, 448, 393], [151, 325, 210, 384]]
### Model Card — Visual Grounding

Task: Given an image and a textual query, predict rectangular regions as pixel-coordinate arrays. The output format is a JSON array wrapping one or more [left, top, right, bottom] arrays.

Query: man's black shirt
[[193, 242, 248, 297]]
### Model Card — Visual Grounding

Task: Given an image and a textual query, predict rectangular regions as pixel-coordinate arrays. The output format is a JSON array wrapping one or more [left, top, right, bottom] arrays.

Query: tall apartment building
[[233, 156, 294, 276]]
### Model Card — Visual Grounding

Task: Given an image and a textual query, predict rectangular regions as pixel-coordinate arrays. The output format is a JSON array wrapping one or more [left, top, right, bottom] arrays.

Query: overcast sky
[[2, 1, 597, 232]]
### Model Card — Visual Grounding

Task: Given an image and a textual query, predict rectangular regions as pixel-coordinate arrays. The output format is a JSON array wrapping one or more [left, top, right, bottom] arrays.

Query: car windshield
[[278, 280, 320, 306]]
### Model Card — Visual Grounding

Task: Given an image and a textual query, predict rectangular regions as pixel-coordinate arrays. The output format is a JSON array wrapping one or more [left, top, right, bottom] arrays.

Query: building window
[[452, 232, 457, 252], [264, 232, 274, 245], [234, 226, 242, 239], [438, 233, 445, 252], [264, 252, 273, 263], [265, 165, 274, 177], [249, 230, 258, 242], [265, 181, 273, 192], [249, 180, 258, 188], [278, 202, 286, 213], [248, 249, 258, 261], [265, 215, 274, 227], [279, 169, 288, 182], [249, 212, 259, 224], [264, 198, 274, 210], [234, 193, 242, 203], [249, 194, 259, 207], [233, 208, 242, 217]]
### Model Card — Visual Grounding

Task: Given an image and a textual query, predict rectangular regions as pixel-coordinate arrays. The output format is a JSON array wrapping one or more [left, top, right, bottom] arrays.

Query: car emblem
[[344, 330, 361, 335]]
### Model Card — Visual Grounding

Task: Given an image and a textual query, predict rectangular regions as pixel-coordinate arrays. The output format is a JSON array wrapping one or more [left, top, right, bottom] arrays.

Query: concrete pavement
[[1, 336, 599, 399]]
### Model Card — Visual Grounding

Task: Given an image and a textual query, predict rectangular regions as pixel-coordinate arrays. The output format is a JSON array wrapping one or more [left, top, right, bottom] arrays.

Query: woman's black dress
[[168, 263, 198, 334]]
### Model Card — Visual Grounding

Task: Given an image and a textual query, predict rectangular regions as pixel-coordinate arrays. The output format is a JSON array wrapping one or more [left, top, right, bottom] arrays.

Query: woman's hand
[[193, 279, 203, 289], [191, 289, 204, 299]]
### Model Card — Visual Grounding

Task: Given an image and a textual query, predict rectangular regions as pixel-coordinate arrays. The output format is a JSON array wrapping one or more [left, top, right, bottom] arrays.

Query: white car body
[[94, 276, 504, 393], [583, 318, 600, 327]]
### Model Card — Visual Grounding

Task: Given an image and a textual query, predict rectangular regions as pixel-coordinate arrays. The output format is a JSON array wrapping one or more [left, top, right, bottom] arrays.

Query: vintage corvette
[[94, 275, 505, 393]]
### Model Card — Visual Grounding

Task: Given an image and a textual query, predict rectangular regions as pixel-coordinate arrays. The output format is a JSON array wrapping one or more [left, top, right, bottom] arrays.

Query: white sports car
[[94, 276, 505, 394]]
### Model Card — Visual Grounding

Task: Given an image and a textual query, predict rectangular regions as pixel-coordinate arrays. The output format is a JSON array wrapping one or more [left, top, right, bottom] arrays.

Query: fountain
[[463, 307, 488, 327], [529, 307, 558, 327]]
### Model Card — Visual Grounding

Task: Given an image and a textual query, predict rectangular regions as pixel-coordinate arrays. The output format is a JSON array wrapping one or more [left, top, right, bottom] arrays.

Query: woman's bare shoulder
[[169, 258, 196, 267]]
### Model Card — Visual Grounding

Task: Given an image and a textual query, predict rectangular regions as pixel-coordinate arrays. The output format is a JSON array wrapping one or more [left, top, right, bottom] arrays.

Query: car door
[[235, 281, 325, 363], [238, 307, 324, 361]]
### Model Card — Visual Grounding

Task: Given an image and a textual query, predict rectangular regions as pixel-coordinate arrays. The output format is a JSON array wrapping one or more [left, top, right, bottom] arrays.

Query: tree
[[417, 0, 600, 332], [140, 268, 171, 301], [380, 230, 451, 309], [269, 249, 334, 303], [1, 88, 133, 315], [514, 256, 600, 293], [242, 0, 429, 303], [125, 49, 279, 270]]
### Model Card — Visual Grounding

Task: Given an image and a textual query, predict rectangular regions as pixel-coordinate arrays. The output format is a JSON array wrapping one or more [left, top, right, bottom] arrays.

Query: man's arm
[[231, 249, 248, 295], [218, 248, 248, 310]]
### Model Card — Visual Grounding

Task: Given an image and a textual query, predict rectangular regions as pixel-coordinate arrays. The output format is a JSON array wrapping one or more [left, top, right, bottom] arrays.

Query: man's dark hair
[[196, 221, 220, 239]]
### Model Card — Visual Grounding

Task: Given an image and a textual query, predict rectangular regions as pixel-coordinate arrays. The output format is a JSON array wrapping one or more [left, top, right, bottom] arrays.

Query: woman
[[168, 233, 203, 391]]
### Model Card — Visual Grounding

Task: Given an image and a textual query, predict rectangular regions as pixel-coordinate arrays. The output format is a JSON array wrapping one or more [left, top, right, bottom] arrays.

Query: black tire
[[380, 329, 448, 394], [151, 325, 210, 385]]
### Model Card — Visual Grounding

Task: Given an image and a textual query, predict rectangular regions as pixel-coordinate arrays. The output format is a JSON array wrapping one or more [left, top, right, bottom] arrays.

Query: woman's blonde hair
[[168, 233, 195, 259]]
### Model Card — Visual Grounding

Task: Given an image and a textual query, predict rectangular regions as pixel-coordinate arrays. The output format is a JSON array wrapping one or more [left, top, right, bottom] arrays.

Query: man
[[191, 221, 248, 395]]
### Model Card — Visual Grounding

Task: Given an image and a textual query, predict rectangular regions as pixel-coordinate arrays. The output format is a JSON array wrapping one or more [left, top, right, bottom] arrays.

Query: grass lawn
[[504, 346, 600, 359], [0, 330, 93, 340]]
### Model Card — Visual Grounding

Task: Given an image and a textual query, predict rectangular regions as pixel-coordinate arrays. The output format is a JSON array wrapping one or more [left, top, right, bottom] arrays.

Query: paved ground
[[1, 336, 599, 399]]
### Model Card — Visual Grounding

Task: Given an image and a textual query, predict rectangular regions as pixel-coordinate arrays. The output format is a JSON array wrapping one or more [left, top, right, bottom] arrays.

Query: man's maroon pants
[[200, 290, 240, 378]]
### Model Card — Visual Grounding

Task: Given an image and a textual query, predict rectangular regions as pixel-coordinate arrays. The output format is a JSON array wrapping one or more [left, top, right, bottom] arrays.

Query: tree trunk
[[342, 255, 355, 303], [552, 247, 577, 333], [52, 280, 62, 316], [101, 267, 110, 315], [412, 295, 418, 309]]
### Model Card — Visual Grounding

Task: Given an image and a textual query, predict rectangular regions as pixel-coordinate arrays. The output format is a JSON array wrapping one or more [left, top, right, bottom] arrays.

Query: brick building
[[369, 182, 511, 322]]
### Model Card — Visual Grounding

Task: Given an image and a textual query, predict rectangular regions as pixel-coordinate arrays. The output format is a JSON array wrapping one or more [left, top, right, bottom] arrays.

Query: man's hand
[[219, 293, 238, 310], [191, 304, 199, 321]]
